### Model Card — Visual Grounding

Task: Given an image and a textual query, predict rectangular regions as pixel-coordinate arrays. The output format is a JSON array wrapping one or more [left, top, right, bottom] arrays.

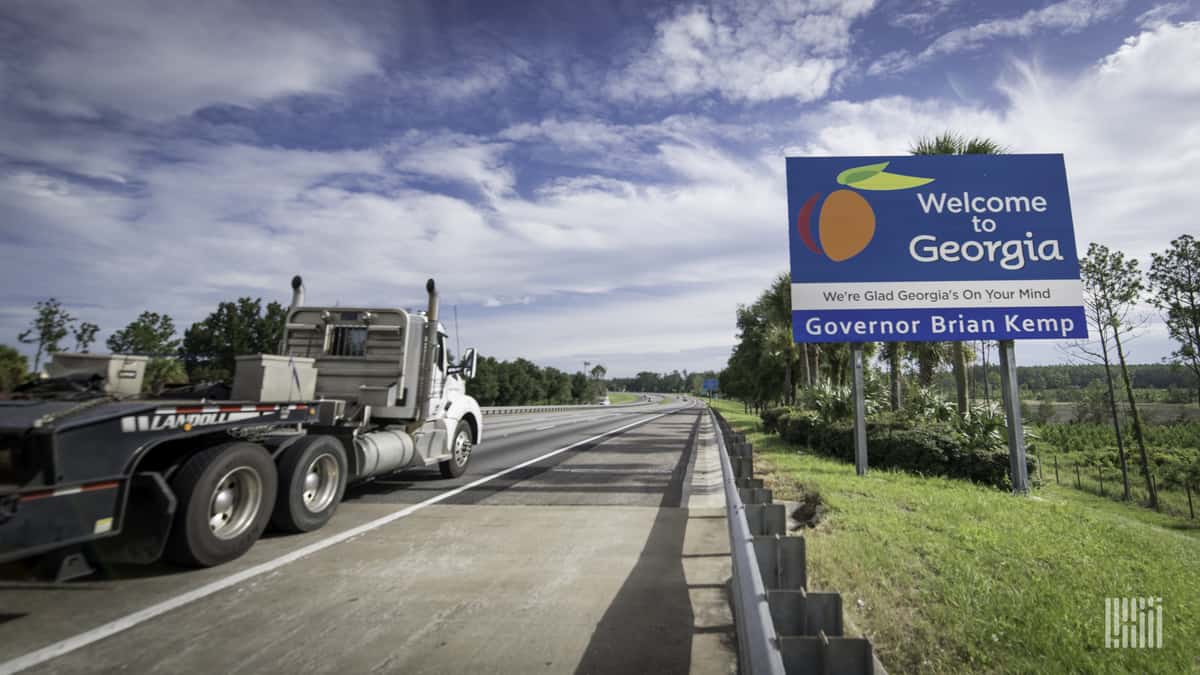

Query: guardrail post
[[753, 535, 806, 590], [732, 455, 754, 479], [768, 589, 844, 636], [745, 503, 787, 536], [739, 487, 774, 504], [779, 633, 876, 674]]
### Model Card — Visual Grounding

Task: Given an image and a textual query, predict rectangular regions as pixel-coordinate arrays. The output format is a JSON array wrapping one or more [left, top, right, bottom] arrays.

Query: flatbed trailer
[[1, 397, 336, 572], [1, 277, 482, 578]]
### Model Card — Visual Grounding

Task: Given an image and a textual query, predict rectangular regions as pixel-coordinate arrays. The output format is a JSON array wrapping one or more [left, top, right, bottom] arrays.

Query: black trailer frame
[[1, 397, 340, 569]]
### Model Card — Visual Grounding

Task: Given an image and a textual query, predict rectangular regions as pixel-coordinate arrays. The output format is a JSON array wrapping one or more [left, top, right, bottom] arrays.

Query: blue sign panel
[[786, 154, 1086, 343], [702, 378, 719, 392]]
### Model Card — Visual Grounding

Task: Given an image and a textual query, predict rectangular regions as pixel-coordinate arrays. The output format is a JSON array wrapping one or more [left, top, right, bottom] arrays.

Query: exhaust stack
[[289, 275, 305, 309], [414, 278, 439, 425]]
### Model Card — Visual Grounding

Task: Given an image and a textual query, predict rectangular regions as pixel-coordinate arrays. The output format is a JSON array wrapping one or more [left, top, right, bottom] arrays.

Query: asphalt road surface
[[0, 396, 735, 674]]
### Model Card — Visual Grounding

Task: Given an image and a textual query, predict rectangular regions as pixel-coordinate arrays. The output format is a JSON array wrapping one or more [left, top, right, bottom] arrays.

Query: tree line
[[987, 363, 1199, 394], [608, 369, 719, 394], [1, 297, 614, 408], [2, 295, 288, 394], [470, 358, 608, 406]]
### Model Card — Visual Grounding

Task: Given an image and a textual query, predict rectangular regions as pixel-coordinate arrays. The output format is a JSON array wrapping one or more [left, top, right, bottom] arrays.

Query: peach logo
[[797, 162, 934, 262]]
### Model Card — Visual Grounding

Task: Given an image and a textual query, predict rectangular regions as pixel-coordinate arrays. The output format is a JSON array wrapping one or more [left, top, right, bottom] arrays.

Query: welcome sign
[[786, 154, 1087, 343]]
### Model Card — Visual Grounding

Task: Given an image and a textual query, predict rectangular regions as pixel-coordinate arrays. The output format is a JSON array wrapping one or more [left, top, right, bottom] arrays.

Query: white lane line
[[0, 410, 672, 675], [491, 412, 622, 440]]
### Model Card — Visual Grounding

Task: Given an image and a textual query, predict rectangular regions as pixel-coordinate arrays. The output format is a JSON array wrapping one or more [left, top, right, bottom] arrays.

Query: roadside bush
[[761, 406, 791, 434], [775, 408, 1031, 488], [801, 382, 882, 424], [901, 386, 958, 425], [778, 410, 820, 447]]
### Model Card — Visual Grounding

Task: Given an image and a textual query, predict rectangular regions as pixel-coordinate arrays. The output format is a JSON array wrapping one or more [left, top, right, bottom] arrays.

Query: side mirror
[[460, 348, 478, 380]]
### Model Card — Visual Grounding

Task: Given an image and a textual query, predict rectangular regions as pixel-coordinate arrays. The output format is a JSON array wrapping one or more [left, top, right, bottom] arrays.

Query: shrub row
[[768, 409, 1032, 489]]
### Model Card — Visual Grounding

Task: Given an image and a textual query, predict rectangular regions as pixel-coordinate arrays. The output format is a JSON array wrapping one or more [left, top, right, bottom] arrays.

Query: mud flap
[[34, 547, 96, 582], [92, 472, 177, 565]]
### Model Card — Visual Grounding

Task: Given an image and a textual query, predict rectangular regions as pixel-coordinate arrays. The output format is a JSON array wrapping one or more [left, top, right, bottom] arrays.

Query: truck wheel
[[270, 436, 348, 533], [165, 441, 277, 567], [439, 422, 473, 478]]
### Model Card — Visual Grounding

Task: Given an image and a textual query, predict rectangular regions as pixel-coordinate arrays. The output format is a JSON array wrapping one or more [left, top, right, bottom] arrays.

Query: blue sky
[[1, 0, 1198, 376]]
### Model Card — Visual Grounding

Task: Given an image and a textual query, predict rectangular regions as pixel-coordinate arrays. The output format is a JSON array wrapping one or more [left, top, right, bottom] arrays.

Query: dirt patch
[[754, 452, 827, 528], [791, 485, 826, 528]]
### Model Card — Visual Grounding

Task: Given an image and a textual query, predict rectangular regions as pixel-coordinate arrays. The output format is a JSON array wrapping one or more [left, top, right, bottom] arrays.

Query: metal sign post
[[851, 343, 868, 476], [997, 339, 1030, 493]]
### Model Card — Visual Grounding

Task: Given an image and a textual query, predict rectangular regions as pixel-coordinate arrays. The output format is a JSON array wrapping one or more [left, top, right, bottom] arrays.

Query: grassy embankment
[[710, 398, 1200, 675], [606, 391, 642, 404]]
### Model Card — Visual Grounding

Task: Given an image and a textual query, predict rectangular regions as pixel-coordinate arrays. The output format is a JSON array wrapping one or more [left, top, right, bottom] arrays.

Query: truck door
[[426, 333, 447, 420]]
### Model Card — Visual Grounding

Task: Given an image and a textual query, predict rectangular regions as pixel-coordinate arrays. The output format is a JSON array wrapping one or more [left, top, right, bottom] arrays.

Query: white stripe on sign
[[791, 279, 1083, 311], [0, 409, 672, 675]]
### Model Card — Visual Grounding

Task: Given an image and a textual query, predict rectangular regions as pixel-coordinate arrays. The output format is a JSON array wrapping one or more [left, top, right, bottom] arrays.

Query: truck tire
[[164, 441, 277, 567], [270, 436, 348, 533], [439, 422, 473, 478]]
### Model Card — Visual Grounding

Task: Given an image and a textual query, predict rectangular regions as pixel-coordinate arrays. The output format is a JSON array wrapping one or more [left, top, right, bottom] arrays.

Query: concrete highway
[[0, 397, 735, 674]]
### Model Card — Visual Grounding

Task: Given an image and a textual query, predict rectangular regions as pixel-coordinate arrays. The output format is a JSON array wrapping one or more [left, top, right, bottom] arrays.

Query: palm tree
[[766, 323, 797, 405], [910, 132, 1006, 416], [906, 340, 949, 388]]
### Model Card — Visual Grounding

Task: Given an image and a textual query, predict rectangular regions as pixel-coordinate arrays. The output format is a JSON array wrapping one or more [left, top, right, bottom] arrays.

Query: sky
[[1, 0, 1198, 377]]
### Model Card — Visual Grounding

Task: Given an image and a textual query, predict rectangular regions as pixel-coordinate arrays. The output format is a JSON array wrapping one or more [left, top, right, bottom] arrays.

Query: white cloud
[[870, 0, 1128, 75], [0, 114, 786, 374], [5, 1, 379, 120], [888, 0, 960, 31], [607, 0, 875, 104], [399, 55, 531, 104], [1136, 3, 1191, 26], [386, 131, 515, 200]]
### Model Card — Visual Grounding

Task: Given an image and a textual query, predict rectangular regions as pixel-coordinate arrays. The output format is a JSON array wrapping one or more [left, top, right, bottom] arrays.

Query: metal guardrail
[[711, 407, 787, 675], [710, 408, 883, 675], [480, 398, 653, 416]]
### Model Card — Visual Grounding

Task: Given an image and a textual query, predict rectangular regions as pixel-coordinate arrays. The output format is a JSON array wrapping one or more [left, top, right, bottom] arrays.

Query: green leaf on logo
[[836, 162, 890, 186], [847, 172, 935, 190]]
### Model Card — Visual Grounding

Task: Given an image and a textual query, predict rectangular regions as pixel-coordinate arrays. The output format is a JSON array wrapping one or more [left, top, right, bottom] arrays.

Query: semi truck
[[0, 277, 481, 578]]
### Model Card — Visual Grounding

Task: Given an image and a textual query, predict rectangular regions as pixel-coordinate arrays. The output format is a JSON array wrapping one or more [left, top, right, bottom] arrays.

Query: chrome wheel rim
[[453, 430, 472, 467], [302, 452, 340, 513], [209, 466, 262, 540]]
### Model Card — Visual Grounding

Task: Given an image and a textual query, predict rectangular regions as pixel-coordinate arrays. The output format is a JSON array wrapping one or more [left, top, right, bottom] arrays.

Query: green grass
[[711, 399, 1200, 675], [607, 391, 642, 404]]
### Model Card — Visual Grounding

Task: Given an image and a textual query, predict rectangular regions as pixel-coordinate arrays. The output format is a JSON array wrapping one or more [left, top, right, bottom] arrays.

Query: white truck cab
[[240, 276, 482, 481]]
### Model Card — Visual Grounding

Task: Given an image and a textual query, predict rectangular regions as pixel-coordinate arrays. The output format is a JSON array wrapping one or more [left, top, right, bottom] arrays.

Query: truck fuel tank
[[354, 428, 415, 478]]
